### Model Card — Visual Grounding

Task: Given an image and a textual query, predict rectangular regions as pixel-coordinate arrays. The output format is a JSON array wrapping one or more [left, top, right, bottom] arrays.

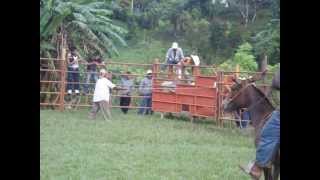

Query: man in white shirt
[[88, 69, 119, 120]]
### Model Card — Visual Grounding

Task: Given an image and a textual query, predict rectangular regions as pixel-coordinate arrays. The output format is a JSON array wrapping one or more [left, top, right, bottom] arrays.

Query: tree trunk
[[251, 0, 257, 23], [244, 0, 249, 28], [259, 54, 268, 72]]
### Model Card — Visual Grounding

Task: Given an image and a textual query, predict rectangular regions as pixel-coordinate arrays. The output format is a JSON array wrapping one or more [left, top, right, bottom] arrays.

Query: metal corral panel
[[195, 76, 217, 87], [152, 91, 178, 113], [195, 106, 215, 116], [152, 101, 178, 113], [151, 75, 233, 118]]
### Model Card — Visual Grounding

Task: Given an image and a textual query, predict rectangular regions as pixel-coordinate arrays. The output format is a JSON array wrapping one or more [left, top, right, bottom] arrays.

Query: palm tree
[[40, 0, 128, 58], [40, 0, 128, 108]]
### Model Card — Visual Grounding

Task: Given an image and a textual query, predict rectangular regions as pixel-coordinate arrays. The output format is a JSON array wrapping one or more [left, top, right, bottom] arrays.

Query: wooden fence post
[[235, 64, 240, 79], [216, 71, 222, 127], [59, 35, 67, 112]]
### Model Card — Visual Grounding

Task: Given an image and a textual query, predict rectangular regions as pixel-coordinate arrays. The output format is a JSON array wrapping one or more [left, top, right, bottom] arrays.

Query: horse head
[[222, 70, 268, 112], [222, 77, 252, 112]]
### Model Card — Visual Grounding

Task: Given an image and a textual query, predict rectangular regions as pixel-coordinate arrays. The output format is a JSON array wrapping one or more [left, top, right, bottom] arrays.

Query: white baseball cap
[[172, 42, 178, 49], [190, 55, 200, 66], [146, 69, 152, 74], [100, 69, 107, 74]]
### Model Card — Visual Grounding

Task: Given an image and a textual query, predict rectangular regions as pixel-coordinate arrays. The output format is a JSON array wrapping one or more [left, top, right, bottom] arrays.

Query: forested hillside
[[40, 0, 280, 70]]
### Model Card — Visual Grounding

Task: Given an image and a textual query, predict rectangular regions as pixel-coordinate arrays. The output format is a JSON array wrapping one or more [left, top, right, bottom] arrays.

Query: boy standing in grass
[[88, 69, 120, 120]]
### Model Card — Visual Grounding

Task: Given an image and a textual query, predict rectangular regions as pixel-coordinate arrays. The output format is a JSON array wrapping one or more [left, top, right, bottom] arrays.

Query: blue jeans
[[256, 110, 280, 167], [138, 95, 152, 115], [240, 111, 250, 128], [67, 67, 80, 92], [83, 71, 98, 94]]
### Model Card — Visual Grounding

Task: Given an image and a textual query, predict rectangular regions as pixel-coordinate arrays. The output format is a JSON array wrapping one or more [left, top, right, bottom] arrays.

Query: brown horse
[[222, 77, 280, 180]]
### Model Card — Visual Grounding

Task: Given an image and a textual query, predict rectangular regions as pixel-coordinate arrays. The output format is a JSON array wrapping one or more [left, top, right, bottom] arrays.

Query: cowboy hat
[[100, 69, 107, 74], [190, 55, 200, 66], [172, 42, 178, 49]]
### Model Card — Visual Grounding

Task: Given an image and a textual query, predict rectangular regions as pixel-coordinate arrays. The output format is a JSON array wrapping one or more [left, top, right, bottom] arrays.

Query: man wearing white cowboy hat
[[88, 69, 121, 120], [165, 42, 184, 65], [138, 69, 153, 115]]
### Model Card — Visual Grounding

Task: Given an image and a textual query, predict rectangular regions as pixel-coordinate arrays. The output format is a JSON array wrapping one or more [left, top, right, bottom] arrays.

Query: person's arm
[[107, 80, 123, 91], [179, 48, 184, 60], [127, 80, 134, 95], [86, 61, 95, 65], [165, 49, 171, 62], [138, 79, 145, 95], [98, 61, 106, 68], [78, 59, 87, 64]]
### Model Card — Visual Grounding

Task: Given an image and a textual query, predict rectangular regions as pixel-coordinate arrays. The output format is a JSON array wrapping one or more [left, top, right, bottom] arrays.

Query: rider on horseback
[[240, 67, 280, 179]]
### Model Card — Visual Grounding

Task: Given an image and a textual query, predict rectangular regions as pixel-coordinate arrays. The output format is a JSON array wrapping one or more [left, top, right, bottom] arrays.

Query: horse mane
[[250, 83, 275, 110]]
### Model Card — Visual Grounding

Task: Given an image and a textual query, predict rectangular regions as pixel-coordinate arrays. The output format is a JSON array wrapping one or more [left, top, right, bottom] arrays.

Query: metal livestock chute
[[151, 63, 235, 121]]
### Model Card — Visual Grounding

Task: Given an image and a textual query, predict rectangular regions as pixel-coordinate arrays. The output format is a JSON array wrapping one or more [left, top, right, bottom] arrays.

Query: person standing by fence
[[67, 50, 80, 96], [119, 71, 134, 114], [138, 70, 153, 115], [83, 56, 105, 94]]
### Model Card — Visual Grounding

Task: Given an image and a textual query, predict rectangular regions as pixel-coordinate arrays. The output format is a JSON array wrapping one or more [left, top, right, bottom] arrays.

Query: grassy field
[[40, 109, 256, 180]]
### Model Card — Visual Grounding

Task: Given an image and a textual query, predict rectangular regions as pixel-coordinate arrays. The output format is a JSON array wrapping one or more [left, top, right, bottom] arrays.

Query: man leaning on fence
[[138, 70, 153, 115], [83, 55, 105, 94]]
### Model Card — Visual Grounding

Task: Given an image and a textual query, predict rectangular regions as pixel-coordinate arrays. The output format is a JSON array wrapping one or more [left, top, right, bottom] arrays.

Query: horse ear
[[249, 69, 268, 82], [231, 77, 240, 84]]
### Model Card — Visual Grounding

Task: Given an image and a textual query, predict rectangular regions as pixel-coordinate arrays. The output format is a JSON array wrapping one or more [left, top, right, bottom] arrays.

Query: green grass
[[111, 40, 169, 64], [41, 109, 256, 180]]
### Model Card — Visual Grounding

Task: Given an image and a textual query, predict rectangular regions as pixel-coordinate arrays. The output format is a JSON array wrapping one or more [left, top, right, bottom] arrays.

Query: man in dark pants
[[83, 56, 105, 94], [138, 70, 153, 115], [67, 50, 80, 96], [119, 71, 134, 114]]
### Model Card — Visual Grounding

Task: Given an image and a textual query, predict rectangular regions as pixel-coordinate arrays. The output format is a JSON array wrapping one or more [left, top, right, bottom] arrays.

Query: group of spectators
[[65, 49, 153, 117]]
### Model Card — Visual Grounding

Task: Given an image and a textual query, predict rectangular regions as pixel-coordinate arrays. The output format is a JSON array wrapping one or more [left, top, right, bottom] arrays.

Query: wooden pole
[[216, 71, 222, 127], [59, 34, 67, 112], [131, 0, 134, 13], [168, 65, 174, 80], [192, 66, 200, 77], [235, 64, 240, 79], [260, 55, 268, 93], [153, 59, 160, 80]]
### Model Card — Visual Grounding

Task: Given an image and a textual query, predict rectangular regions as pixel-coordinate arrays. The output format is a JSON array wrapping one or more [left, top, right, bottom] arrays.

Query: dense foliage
[[41, 0, 280, 69]]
